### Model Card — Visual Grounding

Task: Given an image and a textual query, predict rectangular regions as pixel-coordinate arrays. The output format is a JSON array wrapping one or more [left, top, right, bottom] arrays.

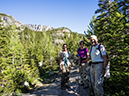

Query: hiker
[[85, 35, 107, 96], [76, 41, 90, 89], [59, 43, 71, 90]]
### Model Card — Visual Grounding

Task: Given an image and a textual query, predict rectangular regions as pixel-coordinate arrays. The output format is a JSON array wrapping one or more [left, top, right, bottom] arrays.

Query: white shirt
[[59, 51, 71, 65], [90, 44, 106, 62]]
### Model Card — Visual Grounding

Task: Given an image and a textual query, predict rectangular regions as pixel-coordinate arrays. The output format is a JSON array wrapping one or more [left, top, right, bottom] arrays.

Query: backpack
[[60, 51, 70, 59], [90, 43, 110, 78], [60, 51, 70, 67], [65, 51, 70, 67], [90, 43, 109, 62]]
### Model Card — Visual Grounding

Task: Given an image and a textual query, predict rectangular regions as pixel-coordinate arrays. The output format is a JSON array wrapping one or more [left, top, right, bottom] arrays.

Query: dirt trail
[[23, 65, 90, 96]]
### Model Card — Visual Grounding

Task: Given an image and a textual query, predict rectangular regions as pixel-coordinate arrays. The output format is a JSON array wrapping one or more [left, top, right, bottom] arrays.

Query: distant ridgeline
[[0, 12, 73, 32], [0, 12, 86, 45], [0, 13, 56, 31]]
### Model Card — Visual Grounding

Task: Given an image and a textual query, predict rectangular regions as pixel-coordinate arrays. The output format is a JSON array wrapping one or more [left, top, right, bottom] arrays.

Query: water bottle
[[99, 74, 104, 85], [104, 62, 110, 78]]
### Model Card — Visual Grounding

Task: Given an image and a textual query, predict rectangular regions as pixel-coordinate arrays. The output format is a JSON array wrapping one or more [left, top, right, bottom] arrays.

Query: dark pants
[[61, 64, 70, 88]]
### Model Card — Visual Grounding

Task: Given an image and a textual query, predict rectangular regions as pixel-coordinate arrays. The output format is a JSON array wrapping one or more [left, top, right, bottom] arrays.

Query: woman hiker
[[76, 41, 90, 89], [59, 43, 71, 90]]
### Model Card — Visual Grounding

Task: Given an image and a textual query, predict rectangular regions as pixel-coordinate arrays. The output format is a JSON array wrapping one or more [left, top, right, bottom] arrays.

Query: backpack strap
[[98, 43, 102, 57], [90, 45, 93, 56], [90, 43, 102, 56], [99, 44, 109, 61], [97, 43, 109, 60], [67, 51, 70, 58], [98, 43, 101, 51]]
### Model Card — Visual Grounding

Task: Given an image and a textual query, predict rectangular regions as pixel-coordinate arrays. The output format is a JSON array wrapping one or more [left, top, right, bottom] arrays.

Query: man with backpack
[[85, 35, 108, 96]]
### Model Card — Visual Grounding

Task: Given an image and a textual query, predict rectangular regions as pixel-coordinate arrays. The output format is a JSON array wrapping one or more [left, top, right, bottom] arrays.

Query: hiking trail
[[24, 64, 90, 96]]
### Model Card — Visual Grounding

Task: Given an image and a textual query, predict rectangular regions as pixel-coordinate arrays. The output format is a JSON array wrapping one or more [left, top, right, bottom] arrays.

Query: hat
[[90, 35, 97, 41]]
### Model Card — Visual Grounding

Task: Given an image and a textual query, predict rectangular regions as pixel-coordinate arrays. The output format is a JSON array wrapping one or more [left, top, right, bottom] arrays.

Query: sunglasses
[[90, 39, 95, 42]]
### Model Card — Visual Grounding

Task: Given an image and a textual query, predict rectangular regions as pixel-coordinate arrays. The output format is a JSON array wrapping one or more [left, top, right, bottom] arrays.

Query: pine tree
[[0, 23, 40, 93], [117, 0, 129, 34], [86, 0, 129, 95]]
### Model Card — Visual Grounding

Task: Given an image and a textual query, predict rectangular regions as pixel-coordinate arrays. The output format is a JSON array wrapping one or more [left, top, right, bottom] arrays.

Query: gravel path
[[23, 65, 90, 96]]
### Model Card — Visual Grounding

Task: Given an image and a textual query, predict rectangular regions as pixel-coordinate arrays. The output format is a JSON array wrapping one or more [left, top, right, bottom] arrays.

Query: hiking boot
[[65, 85, 70, 88], [61, 87, 66, 90], [80, 82, 84, 86], [83, 85, 89, 89]]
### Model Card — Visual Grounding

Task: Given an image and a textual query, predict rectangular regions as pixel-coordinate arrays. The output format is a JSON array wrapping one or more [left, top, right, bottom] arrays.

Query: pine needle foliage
[[0, 14, 85, 94], [87, 0, 129, 95]]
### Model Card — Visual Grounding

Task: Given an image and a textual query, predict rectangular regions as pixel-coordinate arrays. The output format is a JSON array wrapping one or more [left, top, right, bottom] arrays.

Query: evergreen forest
[[86, 0, 129, 95], [0, 17, 85, 94]]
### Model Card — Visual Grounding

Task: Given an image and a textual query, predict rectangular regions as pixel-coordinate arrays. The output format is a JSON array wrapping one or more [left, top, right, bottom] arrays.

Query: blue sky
[[0, 0, 99, 34]]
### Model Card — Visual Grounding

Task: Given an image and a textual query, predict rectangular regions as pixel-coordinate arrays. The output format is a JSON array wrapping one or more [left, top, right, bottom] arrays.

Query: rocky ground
[[23, 65, 91, 96]]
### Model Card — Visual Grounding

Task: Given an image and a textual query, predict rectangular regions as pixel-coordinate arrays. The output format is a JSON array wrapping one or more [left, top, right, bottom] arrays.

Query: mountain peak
[[24, 24, 54, 31], [0, 13, 24, 30], [0, 13, 72, 33]]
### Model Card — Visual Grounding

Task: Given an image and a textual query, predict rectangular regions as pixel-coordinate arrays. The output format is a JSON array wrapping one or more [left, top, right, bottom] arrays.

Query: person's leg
[[87, 64, 91, 89], [94, 63, 104, 96], [86, 63, 91, 82], [90, 64, 97, 95], [82, 63, 89, 88], [61, 64, 66, 90], [65, 67, 70, 88], [61, 73, 66, 89], [79, 65, 84, 85]]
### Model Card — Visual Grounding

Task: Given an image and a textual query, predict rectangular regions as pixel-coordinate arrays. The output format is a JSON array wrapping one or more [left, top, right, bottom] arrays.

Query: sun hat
[[90, 35, 97, 41]]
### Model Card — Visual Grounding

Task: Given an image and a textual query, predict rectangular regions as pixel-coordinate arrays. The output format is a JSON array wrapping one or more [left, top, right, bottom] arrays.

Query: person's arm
[[68, 51, 72, 69], [84, 47, 91, 62], [100, 45, 107, 76], [59, 52, 62, 70], [76, 49, 80, 59], [101, 55, 107, 76], [86, 48, 90, 61], [68, 56, 71, 69], [59, 57, 62, 70], [85, 55, 91, 61], [82, 51, 90, 63], [76, 49, 81, 65]]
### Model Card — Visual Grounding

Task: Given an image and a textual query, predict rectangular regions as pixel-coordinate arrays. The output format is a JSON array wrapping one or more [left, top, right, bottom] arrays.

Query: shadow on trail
[[29, 64, 90, 96], [30, 81, 79, 96]]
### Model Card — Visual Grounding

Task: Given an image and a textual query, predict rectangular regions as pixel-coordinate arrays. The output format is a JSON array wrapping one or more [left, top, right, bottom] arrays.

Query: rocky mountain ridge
[[0, 13, 55, 31], [0, 13, 24, 30], [0, 13, 72, 44], [24, 24, 54, 31], [0, 13, 71, 33]]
